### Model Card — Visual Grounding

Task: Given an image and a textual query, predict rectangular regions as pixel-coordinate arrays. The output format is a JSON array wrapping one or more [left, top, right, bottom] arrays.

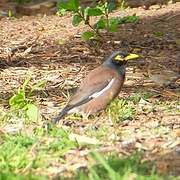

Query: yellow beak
[[124, 53, 139, 61]]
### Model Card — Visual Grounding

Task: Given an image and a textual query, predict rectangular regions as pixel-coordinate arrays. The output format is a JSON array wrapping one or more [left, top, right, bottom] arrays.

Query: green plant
[[107, 99, 135, 123], [153, 31, 164, 38], [119, 0, 126, 10], [75, 152, 164, 180], [85, 126, 109, 140], [7, 77, 46, 122], [0, 126, 76, 178], [57, 0, 139, 41], [127, 92, 153, 104]]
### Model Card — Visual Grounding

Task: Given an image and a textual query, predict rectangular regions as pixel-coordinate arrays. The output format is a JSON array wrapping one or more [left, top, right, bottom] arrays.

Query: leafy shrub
[[57, 0, 139, 41]]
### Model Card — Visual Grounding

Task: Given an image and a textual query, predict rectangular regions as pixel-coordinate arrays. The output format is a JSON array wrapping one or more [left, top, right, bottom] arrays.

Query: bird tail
[[53, 97, 94, 124], [52, 105, 72, 124]]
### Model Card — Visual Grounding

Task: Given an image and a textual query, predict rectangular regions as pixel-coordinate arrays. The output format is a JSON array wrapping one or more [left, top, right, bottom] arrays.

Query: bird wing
[[52, 70, 114, 123], [68, 66, 117, 108]]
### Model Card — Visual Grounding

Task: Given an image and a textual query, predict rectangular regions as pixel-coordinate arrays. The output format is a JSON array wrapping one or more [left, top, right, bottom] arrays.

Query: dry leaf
[[69, 133, 101, 145]]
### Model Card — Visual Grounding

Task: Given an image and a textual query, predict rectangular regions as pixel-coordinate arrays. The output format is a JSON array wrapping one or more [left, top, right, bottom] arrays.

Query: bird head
[[103, 51, 139, 76], [107, 51, 139, 66], [104, 51, 139, 66]]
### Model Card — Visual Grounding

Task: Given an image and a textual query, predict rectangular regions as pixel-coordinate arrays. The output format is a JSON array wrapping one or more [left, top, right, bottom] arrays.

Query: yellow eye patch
[[114, 55, 124, 61]]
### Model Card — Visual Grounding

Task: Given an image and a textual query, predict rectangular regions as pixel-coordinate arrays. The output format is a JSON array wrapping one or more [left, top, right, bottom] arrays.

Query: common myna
[[53, 51, 139, 123]]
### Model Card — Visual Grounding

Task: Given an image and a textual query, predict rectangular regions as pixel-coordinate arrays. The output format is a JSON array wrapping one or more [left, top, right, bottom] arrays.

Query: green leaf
[[79, 6, 86, 14], [58, 0, 79, 12], [9, 90, 26, 109], [153, 31, 164, 37], [72, 14, 82, 26], [21, 77, 31, 91], [81, 31, 95, 41], [86, 7, 104, 16], [25, 104, 38, 121], [97, 3, 106, 13], [57, 8, 67, 16], [108, 18, 119, 32], [94, 18, 106, 30], [107, 2, 115, 13]]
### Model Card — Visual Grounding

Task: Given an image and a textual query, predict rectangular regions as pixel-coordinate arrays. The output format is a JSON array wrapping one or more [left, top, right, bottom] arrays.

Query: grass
[[0, 86, 179, 179], [0, 126, 77, 178], [74, 152, 169, 180], [0, 135, 170, 180], [85, 126, 109, 140], [126, 92, 154, 104], [1, 148, 178, 180], [106, 92, 154, 123], [0, 173, 47, 180], [107, 99, 135, 123]]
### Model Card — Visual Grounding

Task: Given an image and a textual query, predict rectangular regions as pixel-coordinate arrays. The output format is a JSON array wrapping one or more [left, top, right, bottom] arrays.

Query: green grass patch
[[127, 92, 153, 104], [107, 92, 154, 123], [0, 173, 47, 180], [85, 126, 109, 140], [107, 99, 135, 123], [75, 152, 166, 180], [0, 126, 77, 177]]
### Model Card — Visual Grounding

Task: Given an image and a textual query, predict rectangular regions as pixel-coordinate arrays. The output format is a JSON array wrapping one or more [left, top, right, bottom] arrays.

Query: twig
[[77, 11, 102, 38], [165, 13, 180, 21]]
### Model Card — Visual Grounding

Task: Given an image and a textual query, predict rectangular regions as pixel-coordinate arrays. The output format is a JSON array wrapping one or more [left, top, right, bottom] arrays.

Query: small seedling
[[153, 31, 164, 38], [6, 77, 46, 122]]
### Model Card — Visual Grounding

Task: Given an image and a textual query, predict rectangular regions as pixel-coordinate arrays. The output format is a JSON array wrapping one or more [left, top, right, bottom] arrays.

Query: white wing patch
[[90, 78, 115, 98]]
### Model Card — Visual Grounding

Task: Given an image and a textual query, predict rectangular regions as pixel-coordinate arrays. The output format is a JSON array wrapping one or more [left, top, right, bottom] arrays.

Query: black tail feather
[[52, 106, 72, 124], [53, 96, 93, 124]]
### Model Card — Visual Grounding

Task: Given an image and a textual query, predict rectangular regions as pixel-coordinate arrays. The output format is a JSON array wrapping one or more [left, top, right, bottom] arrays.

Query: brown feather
[[68, 65, 125, 117]]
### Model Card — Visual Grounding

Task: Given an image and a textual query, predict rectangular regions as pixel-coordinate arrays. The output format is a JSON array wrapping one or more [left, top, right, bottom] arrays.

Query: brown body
[[68, 66, 125, 117]]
